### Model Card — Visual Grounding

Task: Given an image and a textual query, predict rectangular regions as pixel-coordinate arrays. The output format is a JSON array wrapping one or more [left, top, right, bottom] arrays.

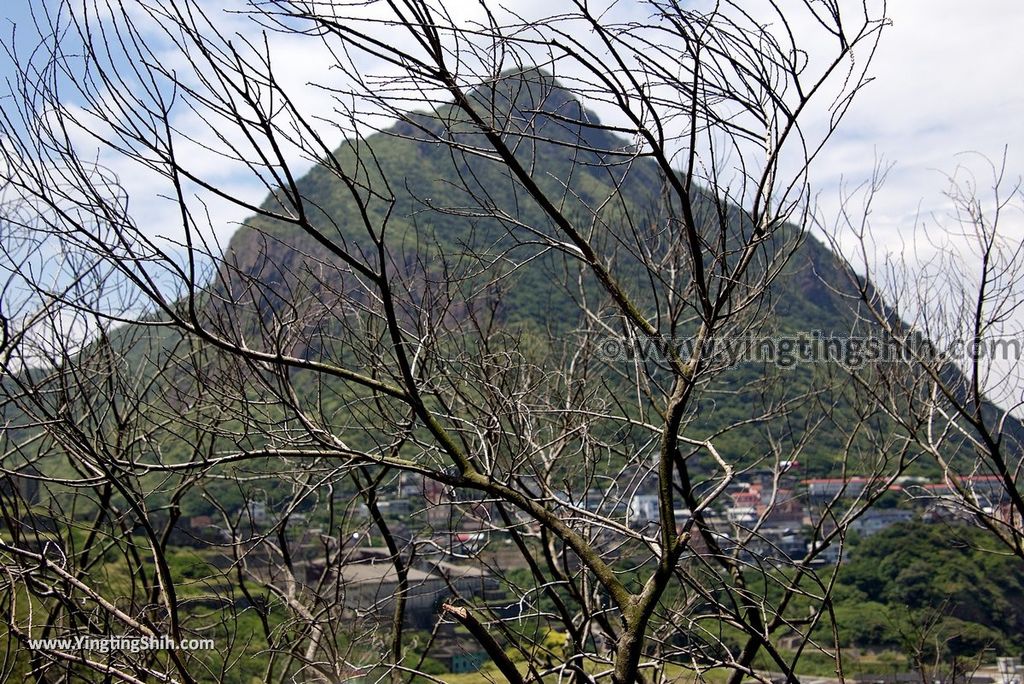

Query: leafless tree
[[829, 153, 1024, 561], [0, 1, 899, 683]]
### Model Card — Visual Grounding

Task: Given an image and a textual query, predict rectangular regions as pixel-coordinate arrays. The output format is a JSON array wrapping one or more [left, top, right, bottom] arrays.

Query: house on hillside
[[803, 477, 868, 502], [299, 551, 501, 628], [850, 508, 914, 536]]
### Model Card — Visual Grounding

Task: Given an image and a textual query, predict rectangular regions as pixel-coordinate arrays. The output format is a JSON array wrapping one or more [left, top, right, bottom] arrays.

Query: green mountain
[[209, 69, 930, 478], [5, 69, 1017, 514]]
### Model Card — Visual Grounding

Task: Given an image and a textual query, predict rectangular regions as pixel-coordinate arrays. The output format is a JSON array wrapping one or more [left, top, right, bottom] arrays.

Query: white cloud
[[808, 1, 1024, 237]]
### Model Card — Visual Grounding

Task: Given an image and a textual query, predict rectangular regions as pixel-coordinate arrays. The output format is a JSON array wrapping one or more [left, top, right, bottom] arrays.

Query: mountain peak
[[470, 66, 595, 126]]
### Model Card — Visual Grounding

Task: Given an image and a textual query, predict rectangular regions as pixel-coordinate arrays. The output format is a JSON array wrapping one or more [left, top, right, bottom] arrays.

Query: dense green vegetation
[[828, 522, 1024, 659]]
